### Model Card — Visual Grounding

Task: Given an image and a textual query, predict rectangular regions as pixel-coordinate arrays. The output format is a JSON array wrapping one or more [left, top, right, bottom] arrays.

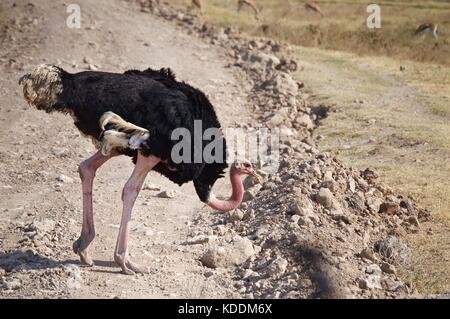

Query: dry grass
[[173, 0, 450, 65], [296, 48, 450, 295]]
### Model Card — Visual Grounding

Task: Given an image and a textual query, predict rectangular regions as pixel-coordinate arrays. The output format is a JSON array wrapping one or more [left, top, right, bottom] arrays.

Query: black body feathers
[[59, 67, 227, 202]]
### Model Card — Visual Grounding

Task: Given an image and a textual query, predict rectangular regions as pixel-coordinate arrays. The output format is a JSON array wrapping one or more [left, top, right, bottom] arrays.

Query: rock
[[365, 264, 382, 275], [52, 147, 69, 158], [87, 64, 98, 71], [359, 248, 378, 263], [316, 188, 334, 208], [348, 177, 356, 193], [56, 174, 73, 183], [201, 236, 255, 268], [290, 197, 314, 216], [379, 201, 399, 214], [240, 51, 280, 73], [375, 236, 411, 265], [228, 209, 245, 222], [157, 190, 175, 198], [323, 170, 333, 181], [243, 188, 259, 201], [142, 182, 161, 191], [268, 114, 285, 126], [82, 56, 92, 64], [213, 225, 227, 236], [26, 219, 56, 234], [366, 197, 383, 213], [182, 235, 217, 245], [380, 262, 397, 275], [65, 264, 83, 289], [295, 114, 314, 130], [361, 168, 379, 184], [262, 72, 298, 96], [382, 277, 404, 292], [359, 275, 382, 290], [290, 214, 300, 223], [266, 257, 288, 276], [241, 269, 258, 280], [297, 216, 313, 227], [3, 278, 22, 290]]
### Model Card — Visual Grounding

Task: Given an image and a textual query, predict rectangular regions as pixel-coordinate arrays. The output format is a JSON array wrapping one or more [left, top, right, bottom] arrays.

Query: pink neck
[[207, 167, 244, 212]]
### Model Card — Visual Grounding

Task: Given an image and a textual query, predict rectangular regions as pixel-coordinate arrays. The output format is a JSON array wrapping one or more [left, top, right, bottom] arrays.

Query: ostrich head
[[232, 159, 258, 177], [19, 64, 66, 113]]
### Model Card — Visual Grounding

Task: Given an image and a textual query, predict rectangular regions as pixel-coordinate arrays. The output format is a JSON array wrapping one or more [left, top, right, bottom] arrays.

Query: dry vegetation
[[175, 0, 450, 65], [172, 0, 450, 295]]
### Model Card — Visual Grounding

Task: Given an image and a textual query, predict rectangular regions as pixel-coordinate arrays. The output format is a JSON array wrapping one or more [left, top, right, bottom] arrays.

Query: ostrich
[[190, 0, 203, 13], [237, 0, 259, 20], [19, 64, 258, 275], [305, 2, 323, 17], [415, 22, 438, 39]]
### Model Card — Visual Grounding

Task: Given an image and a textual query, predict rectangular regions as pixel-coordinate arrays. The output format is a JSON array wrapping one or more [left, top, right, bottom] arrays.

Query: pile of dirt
[[140, 0, 432, 298]]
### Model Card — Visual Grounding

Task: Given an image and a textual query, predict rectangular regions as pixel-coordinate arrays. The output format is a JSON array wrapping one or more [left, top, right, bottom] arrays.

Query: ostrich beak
[[247, 168, 261, 182]]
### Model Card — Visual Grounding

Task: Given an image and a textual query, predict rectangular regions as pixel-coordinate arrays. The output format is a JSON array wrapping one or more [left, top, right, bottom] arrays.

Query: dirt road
[[0, 0, 251, 298]]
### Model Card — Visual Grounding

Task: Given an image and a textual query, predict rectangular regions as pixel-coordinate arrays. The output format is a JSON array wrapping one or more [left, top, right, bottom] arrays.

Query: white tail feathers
[[99, 111, 150, 156]]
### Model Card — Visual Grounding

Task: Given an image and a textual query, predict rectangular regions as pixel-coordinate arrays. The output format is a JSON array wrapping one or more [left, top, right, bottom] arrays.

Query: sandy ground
[[0, 0, 252, 298]]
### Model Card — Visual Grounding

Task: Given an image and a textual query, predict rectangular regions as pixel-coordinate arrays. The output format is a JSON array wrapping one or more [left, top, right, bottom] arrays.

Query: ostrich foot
[[73, 236, 94, 267], [114, 253, 149, 275]]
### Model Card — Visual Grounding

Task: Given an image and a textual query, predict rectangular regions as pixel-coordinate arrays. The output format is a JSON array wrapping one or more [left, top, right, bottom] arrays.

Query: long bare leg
[[114, 153, 160, 275], [73, 151, 116, 266]]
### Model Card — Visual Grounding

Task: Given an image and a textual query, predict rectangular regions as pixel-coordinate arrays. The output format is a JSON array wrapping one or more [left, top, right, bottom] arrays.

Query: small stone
[[295, 114, 314, 130], [359, 275, 382, 290], [266, 257, 288, 276], [4, 278, 22, 290], [82, 56, 92, 64], [359, 248, 378, 263], [316, 188, 334, 208], [380, 262, 397, 275], [375, 236, 411, 265], [290, 197, 314, 216], [213, 225, 227, 236], [157, 190, 175, 198], [379, 201, 400, 214], [268, 114, 285, 126], [87, 64, 98, 71], [290, 215, 300, 223], [56, 174, 73, 183], [142, 182, 161, 191], [366, 197, 383, 213], [365, 264, 382, 275], [297, 216, 313, 227], [243, 188, 258, 201], [348, 177, 356, 193], [201, 236, 255, 268], [182, 235, 216, 245], [228, 209, 244, 222]]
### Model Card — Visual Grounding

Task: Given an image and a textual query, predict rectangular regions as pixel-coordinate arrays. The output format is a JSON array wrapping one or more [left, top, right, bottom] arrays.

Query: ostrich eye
[[244, 163, 251, 168]]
